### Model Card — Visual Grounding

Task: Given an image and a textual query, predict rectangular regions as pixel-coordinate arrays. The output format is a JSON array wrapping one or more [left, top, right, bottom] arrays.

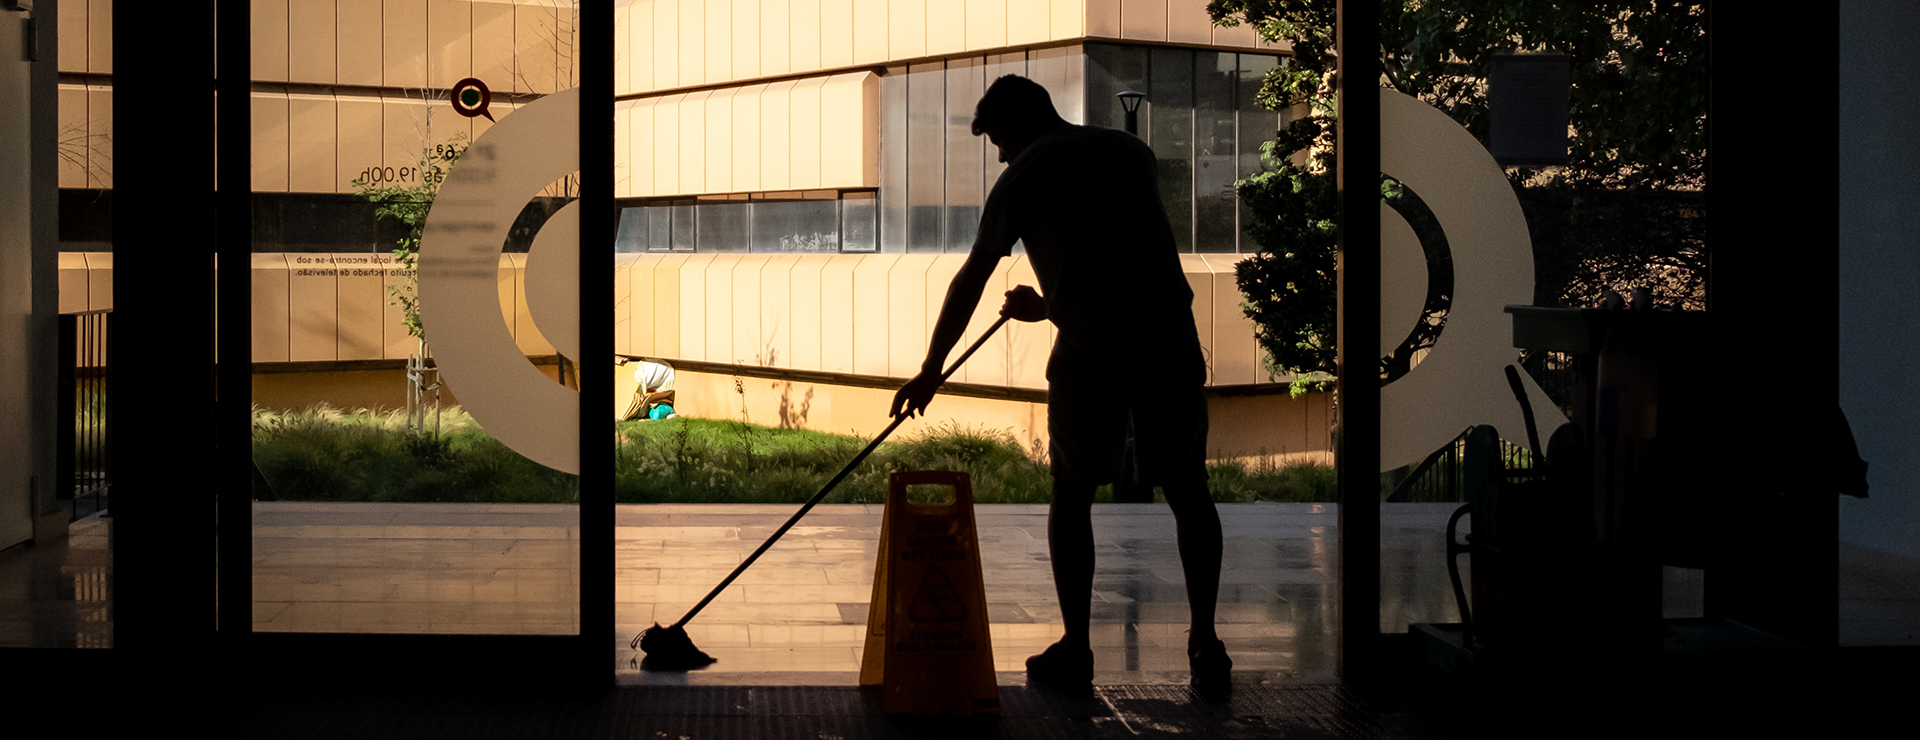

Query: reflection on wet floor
[[0, 515, 112, 649], [4, 502, 1474, 680], [233, 501, 1473, 684], [614, 503, 1366, 686]]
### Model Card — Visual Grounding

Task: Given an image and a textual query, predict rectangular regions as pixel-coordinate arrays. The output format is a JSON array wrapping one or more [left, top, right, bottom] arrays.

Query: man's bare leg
[[1047, 478, 1099, 652], [1162, 480, 1222, 642], [1164, 479, 1230, 697]]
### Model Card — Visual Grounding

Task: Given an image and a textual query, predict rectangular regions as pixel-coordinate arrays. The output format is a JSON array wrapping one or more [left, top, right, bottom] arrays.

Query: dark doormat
[[223, 683, 1459, 739]]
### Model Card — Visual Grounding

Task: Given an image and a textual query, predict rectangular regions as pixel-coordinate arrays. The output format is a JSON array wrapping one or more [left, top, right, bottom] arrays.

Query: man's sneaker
[[1025, 641, 1094, 694], [1189, 637, 1232, 700]]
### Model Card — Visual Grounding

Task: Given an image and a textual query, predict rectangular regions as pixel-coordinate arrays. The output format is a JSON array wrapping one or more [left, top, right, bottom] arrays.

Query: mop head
[[638, 622, 717, 671]]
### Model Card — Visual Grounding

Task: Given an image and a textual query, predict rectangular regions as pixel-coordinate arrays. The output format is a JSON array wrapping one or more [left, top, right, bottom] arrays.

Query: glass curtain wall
[[1085, 43, 1288, 253], [248, 2, 581, 636], [615, 191, 878, 253], [877, 47, 1087, 254]]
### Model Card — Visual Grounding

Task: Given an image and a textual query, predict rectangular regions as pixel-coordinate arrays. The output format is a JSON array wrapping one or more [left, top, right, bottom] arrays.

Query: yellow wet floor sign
[[859, 470, 998, 714]]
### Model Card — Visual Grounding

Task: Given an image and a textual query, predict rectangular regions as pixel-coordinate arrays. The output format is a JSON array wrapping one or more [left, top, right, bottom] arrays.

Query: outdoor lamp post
[[1117, 91, 1146, 136]]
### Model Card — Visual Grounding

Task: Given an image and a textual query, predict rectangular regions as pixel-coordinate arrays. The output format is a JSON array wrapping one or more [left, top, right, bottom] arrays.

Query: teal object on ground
[[649, 404, 674, 420]]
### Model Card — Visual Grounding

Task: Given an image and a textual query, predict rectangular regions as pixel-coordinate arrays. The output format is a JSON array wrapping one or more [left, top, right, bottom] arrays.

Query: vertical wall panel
[[1213, 12, 1258, 48], [731, 0, 761, 83], [965, 0, 1005, 51], [818, 73, 877, 187], [289, 0, 339, 84], [336, 96, 383, 194], [926, 0, 964, 55], [703, 254, 740, 362], [677, 253, 712, 361], [1007, 0, 1049, 45], [760, 0, 791, 77], [630, 98, 657, 195], [887, 0, 925, 60], [852, 0, 888, 65], [514, 2, 556, 93], [287, 94, 338, 193], [760, 81, 794, 190], [653, 0, 679, 91], [288, 255, 340, 362], [379, 93, 425, 176], [1167, 0, 1211, 43], [253, 255, 292, 363], [85, 88, 112, 189], [850, 254, 898, 376], [789, 255, 825, 371], [653, 94, 680, 195], [1002, 256, 1047, 388], [626, 255, 657, 355], [1121, 0, 1167, 41], [960, 256, 1012, 386], [821, 0, 854, 68], [1085, 0, 1120, 38], [704, 88, 735, 194], [653, 252, 687, 358], [1051, 0, 1084, 39], [57, 0, 85, 73], [705, 0, 732, 84], [886, 255, 935, 377], [57, 254, 88, 315], [84, 253, 112, 312], [385, 0, 429, 88], [731, 84, 765, 192], [819, 255, 856, 372], [427, 0, 474, 89], [731, 255, 770, 366], [616, 2, 634, 94], [614, 255, 636, 356], [86, 0, 112, 73], [1199, 254, 1255, 385], [252, 1, 291, 82], [57, 86, 86, 187], [919, 255, 963, 380], [788, 77, 825, 189], [627, 0, 655, 92], [759, 255, 796, 368], [678, 91, 709, 193], [338, 0, 385, 86], [337, 256, 387, 360], [615, 100, 634, 197], [791, 0, 822, 73], [678, 0, 704, 87], [253, 93, 292, 193]]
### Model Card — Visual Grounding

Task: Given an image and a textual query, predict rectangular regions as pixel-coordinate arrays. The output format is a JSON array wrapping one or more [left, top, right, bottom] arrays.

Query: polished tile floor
[[239, 501, 1472, 684], [0, 514, 110, 648], [19, 502, 1911, 664]]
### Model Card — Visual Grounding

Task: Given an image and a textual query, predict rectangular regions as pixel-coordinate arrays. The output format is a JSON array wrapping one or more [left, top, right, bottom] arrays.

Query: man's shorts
[[1045, 332, 1208, 487]]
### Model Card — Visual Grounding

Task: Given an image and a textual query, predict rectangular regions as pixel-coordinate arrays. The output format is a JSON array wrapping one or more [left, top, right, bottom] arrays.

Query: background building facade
[[55, 0, 1329, 466]]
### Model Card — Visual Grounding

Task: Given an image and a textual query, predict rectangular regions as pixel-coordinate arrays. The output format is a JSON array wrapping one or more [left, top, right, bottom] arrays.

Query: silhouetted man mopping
[[889, 75, 1230, 698]]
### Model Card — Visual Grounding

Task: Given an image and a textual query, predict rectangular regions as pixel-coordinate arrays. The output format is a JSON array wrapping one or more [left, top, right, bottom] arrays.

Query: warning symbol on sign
[[908, 567, 967, 622]]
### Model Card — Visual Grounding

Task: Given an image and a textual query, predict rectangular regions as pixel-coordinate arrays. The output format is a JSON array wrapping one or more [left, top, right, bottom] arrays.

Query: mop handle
[[670, 314, 1013, 630]]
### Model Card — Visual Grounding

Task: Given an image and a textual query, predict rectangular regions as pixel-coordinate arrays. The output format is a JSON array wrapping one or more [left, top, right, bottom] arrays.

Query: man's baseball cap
[[971, 75, 1061, 136]]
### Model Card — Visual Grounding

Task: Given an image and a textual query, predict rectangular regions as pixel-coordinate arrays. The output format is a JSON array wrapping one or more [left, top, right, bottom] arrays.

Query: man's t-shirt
[[974, 125, 1202, 373]]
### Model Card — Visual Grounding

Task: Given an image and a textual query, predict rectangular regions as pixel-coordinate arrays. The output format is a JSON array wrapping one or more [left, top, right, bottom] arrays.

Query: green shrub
[[254, 407, 1337, 505]]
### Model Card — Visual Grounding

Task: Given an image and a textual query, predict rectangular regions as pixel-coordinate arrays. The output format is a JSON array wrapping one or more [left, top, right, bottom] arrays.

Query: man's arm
[[889, 248, 1000, 419]]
